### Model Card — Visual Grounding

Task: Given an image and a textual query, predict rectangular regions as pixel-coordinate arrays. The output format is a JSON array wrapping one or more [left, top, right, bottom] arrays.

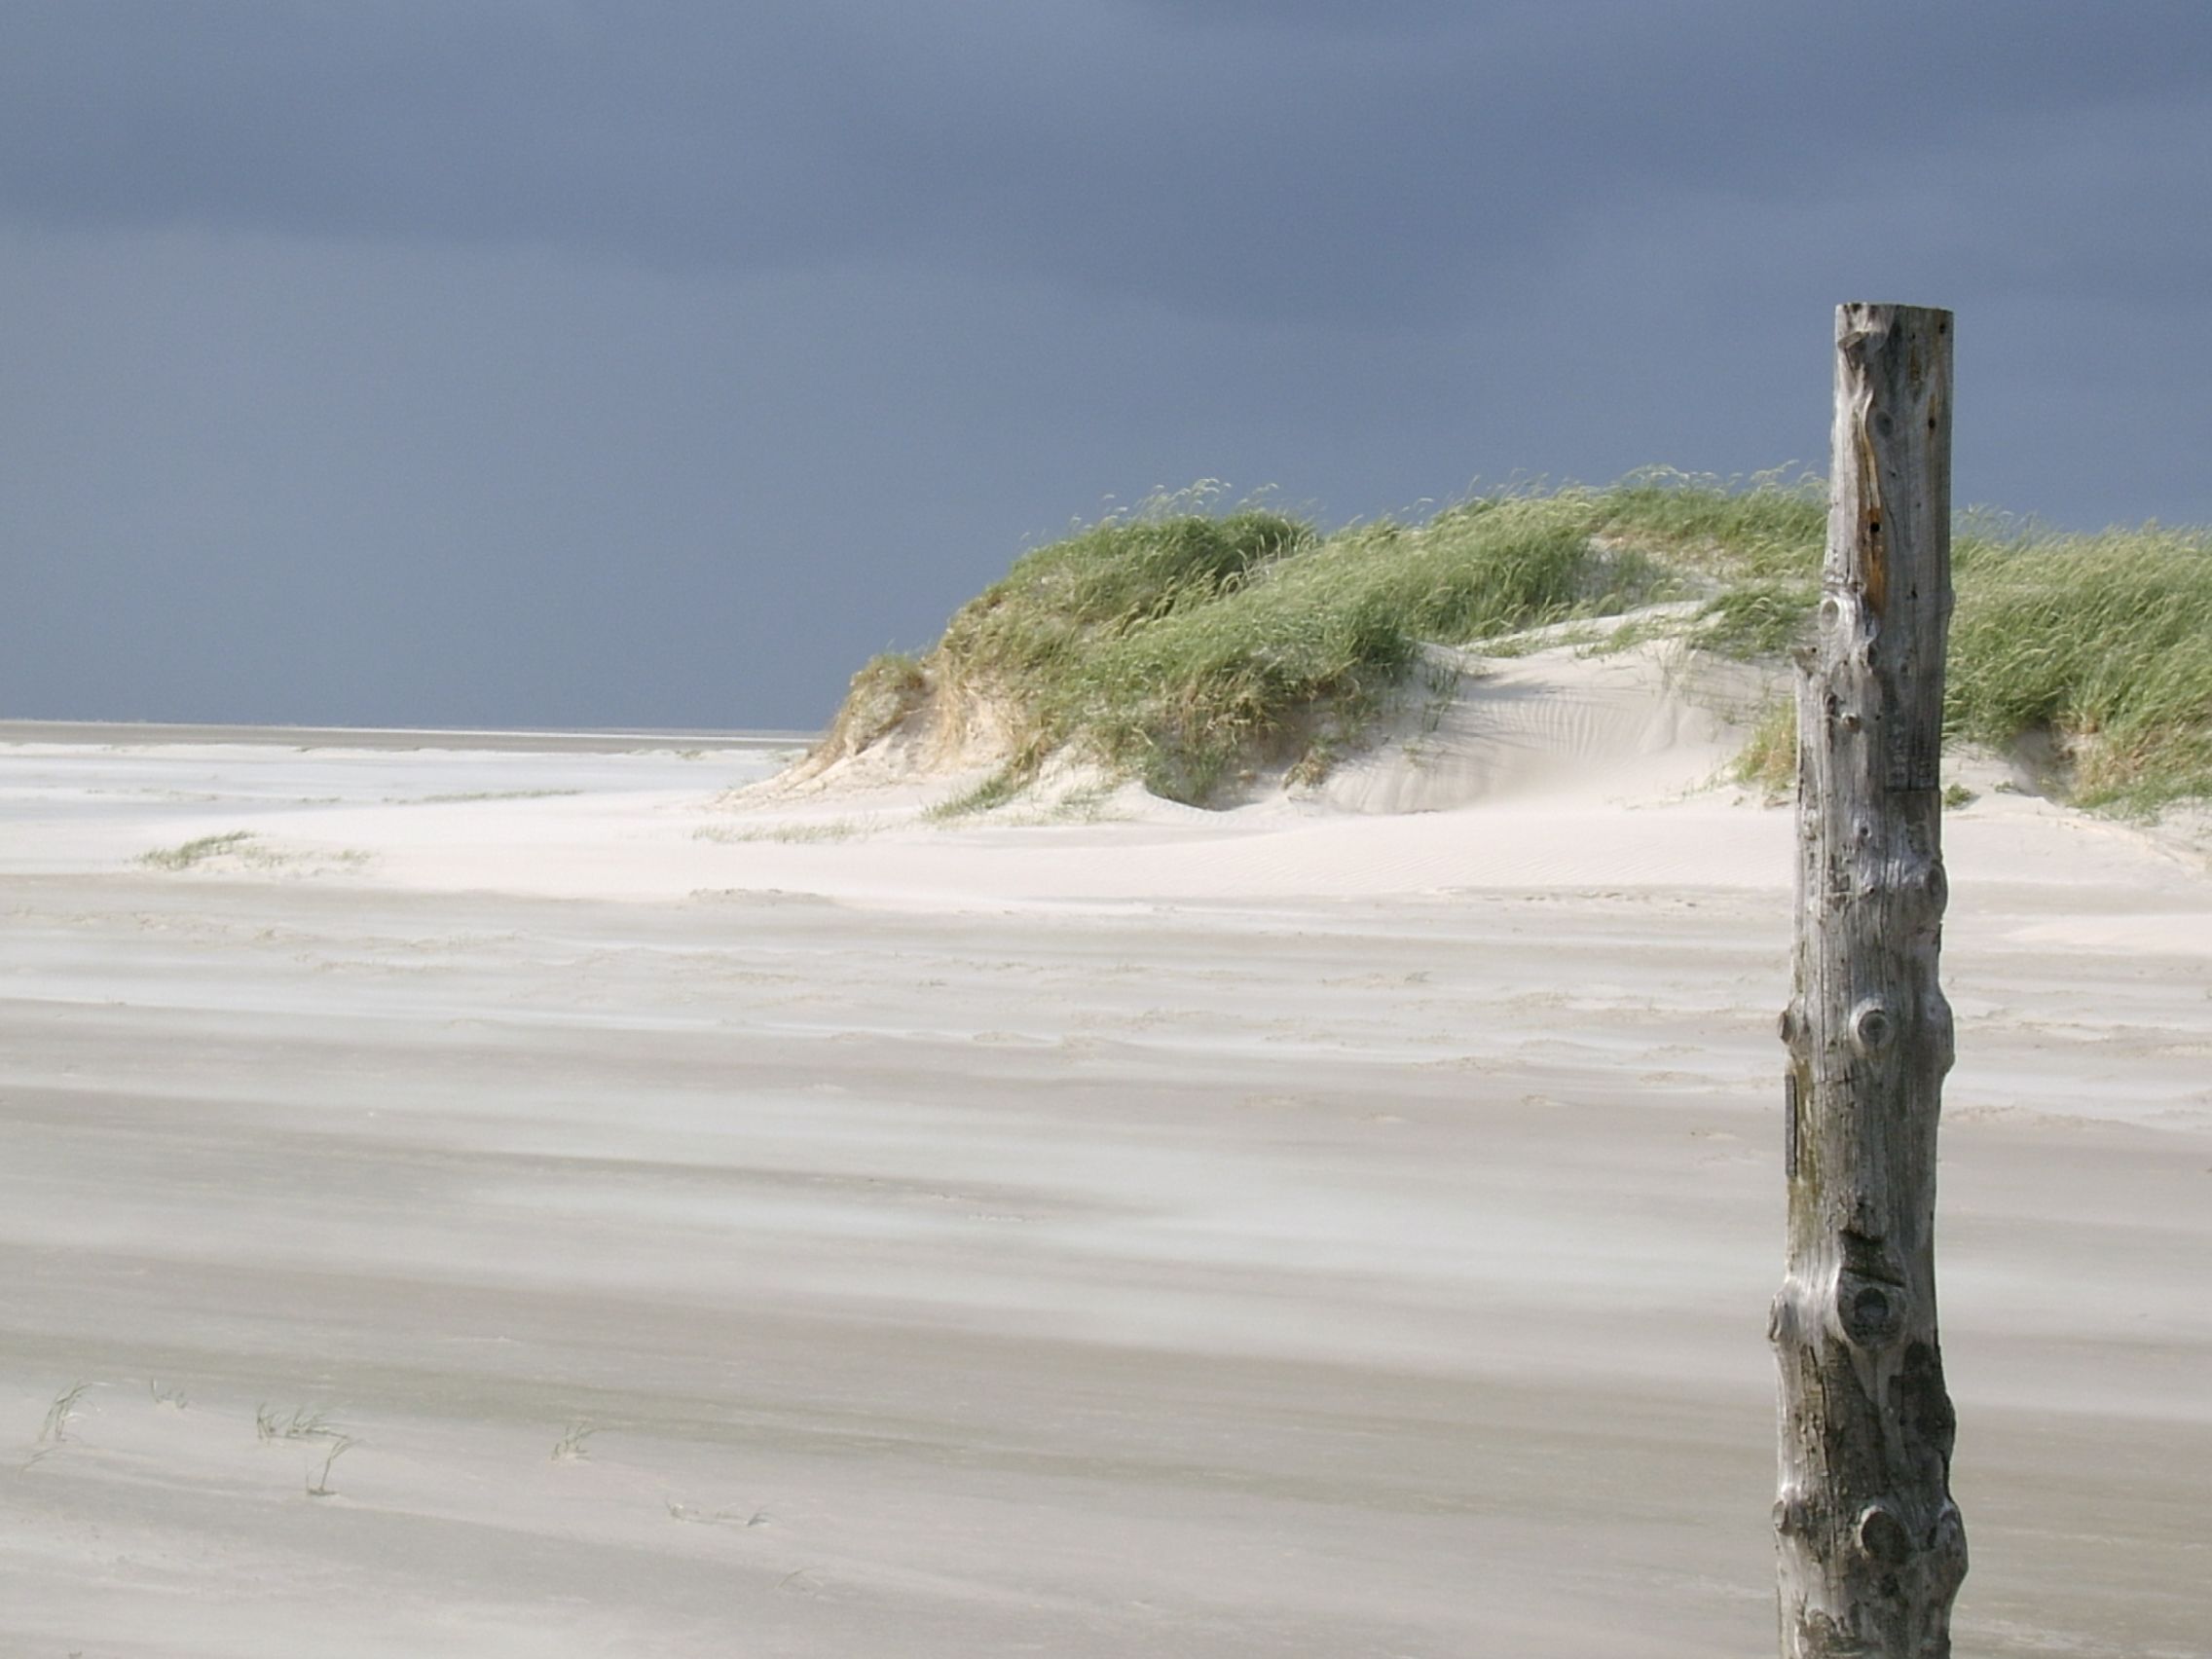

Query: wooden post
[[1773, 304, 1966, 1657]]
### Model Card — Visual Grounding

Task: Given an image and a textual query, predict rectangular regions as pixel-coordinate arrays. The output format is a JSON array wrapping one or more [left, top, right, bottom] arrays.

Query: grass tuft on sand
[[138, 830, 257, 869], [825, 473, 2212, 812]]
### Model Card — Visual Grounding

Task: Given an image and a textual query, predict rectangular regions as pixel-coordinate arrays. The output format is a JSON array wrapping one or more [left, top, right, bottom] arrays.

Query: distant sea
[[0, 720, 818, 754]]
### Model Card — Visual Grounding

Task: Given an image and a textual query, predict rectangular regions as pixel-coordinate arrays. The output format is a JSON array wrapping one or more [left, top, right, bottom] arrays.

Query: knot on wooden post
[[1915, 858, 1949, 913], [1855, 1503, 1911, 1567], [1775, 1487, 1815, 1539], [1849, 1001, 1894, 1056], [1834, 1272, 1906, 1350]]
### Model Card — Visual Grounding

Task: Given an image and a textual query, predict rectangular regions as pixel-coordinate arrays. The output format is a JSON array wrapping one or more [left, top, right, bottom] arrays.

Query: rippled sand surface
[[3, 725, 2206, 1656]]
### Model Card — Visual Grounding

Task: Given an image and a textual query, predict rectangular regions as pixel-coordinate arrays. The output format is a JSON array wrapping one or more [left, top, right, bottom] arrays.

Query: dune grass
[[138, 830, 257, 869], [1946, 524, 2212, 812], [1600, 488, 2212, 813], [835, 474, 2210, 812], [1730, 700, 1799, 804], [899, 480, 1712, 802]]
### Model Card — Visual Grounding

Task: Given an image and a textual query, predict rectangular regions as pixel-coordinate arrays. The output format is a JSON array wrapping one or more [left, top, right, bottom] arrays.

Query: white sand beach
[[3, 651, 2208, 1657]]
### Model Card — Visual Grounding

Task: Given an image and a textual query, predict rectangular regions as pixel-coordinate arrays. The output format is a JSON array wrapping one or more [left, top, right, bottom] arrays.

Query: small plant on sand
[[665, 1497, 770, 1528], [551, 1420, 599, 1461], [138, 830, 255, 870], [257, 1403, 343, 1443], [1420, 653, 1466, 726], [1043, 782, 1118, 823], [306, 1435, 354, 1498], [38, 1382, 92, 1445]]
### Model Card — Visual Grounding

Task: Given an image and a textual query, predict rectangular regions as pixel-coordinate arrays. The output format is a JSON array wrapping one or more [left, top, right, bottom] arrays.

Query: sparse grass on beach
[[139, 830, 257, 869], [407, 789, 583, 804], [137, 832, 372, 874], [927, 772, 1125, 826], [696, 817, 880, 844], [825, 472, 2212, 812], [925, 768, 1025, 821], [257, 1403, 344, 1443], [306, 1435, 354, 1497]]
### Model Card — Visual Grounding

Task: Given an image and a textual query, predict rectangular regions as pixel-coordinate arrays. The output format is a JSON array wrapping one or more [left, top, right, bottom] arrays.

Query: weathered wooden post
[[1772, 304, 1966, 1656]]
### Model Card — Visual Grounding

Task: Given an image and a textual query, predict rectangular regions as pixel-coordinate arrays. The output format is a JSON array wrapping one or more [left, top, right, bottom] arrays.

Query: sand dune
[[2, 675, 2207, 1655]]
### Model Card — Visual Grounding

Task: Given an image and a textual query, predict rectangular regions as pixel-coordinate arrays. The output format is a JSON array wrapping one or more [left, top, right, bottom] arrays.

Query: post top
[[1837, 301, 1953, 323]]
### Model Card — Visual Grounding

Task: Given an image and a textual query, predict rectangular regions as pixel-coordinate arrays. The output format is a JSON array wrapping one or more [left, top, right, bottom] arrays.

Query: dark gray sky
[[5, 2, 2208, 729]]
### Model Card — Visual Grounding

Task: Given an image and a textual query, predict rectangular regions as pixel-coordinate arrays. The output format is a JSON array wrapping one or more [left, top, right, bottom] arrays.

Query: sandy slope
[[1, 677, 2207, 1657]]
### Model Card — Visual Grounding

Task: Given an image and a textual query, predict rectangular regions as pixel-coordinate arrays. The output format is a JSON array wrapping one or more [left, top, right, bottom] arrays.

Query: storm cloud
[[4, 2, 2208, 726]]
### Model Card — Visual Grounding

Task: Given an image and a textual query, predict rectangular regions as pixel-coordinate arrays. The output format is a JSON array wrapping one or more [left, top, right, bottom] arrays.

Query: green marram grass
[[1945, 524, 2212, 812], [1731, 698, 1800, 804], [839, 473, 2211, 813]]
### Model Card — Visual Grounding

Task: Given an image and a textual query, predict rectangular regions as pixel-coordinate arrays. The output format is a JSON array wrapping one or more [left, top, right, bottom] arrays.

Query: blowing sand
[[2, 654, 2208, 1657]]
